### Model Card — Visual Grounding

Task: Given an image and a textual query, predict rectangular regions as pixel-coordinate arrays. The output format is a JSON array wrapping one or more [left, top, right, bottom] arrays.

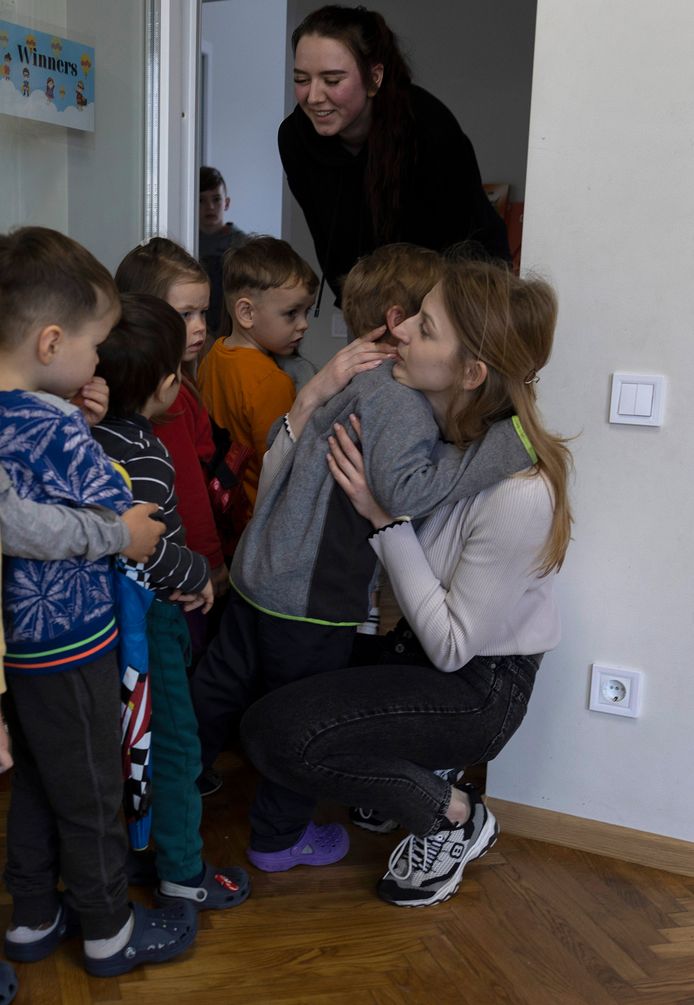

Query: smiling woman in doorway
[[278, 4, 510, 309]]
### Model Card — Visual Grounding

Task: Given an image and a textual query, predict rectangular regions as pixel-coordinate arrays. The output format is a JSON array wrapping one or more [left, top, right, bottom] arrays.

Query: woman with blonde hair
[[240, 258, 572, 907]]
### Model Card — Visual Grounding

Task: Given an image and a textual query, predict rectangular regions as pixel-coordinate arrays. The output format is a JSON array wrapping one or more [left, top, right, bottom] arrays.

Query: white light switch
[[617, 382, 637, 415], [634, 383, 653, 417], [610, 373, 665, 426]]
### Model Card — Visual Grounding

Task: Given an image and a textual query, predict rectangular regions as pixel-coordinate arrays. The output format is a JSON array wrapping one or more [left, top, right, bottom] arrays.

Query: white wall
[[369, 0, 536, 203], [201, 0, 287, 237], [486, 0, 694, 842], [0, 0, 69, 234], [1, 1, 146, 271], [66, 0, 145, 270], [285, 0, 536, 367]]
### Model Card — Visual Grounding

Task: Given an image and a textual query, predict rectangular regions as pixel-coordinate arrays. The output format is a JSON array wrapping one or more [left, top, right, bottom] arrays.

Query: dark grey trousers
[[3, 651, 131, 939]]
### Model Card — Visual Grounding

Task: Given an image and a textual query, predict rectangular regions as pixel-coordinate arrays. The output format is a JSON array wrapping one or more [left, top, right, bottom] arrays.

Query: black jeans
[[241, 647, 539, 846]]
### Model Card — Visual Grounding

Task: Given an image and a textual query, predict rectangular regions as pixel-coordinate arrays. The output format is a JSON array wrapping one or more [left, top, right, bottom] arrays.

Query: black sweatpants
[[191, 590, 355, 851], [3, 652, 131, 940]]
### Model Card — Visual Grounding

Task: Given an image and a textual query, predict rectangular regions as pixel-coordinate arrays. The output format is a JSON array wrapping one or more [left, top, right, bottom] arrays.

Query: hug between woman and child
[[0, 221, 570, 992]]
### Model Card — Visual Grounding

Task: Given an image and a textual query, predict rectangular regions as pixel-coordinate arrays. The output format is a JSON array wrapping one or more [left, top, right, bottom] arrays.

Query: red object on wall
[[506, 201, 524, 274]]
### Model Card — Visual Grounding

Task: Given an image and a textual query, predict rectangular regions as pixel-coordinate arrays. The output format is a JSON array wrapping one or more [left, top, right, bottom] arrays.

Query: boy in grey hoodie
[[191, 245, 536, 868]]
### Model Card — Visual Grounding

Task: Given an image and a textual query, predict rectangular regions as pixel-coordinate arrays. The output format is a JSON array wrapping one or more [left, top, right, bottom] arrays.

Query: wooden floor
[[3, 749, 694, 1005]]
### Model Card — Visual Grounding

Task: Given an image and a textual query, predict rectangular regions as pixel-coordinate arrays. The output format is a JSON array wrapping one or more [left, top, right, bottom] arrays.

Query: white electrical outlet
[[589, 664, 643, 718]]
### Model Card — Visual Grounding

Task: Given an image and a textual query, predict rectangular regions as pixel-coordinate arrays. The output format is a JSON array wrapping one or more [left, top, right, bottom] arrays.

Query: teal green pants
[[147, 599, 203, 883]]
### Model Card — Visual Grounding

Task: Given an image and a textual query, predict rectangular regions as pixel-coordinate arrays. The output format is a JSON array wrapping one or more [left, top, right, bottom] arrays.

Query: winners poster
[[0, 20, 95, 131]]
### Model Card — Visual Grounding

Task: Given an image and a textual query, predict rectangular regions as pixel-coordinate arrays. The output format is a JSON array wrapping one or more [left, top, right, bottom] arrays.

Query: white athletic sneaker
[[377, 784, 498, 908]]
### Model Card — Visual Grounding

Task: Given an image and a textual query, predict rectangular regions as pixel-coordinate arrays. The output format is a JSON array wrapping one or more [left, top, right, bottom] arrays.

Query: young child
[[93, 292, 250, 911], [192, 242, 536, 871], [115, 239, 228, 668], [115, 238, 227, 597], [0, 226, 196, 977], [198, 165, 247, 338], [197, 235, 318, 536]]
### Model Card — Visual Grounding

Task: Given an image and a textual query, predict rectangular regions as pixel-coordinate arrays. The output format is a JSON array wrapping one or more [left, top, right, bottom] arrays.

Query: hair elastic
[[524, 370, 539, 384]]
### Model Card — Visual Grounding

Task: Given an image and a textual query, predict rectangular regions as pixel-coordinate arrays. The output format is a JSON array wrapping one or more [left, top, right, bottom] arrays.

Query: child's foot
[[83, 901, 196, 978], [377, 784, 498, 908], [246, 821, 349, 873], [196, 768, 223, 797], [155, 862, 250, 910], [4, 900, 79, 962]]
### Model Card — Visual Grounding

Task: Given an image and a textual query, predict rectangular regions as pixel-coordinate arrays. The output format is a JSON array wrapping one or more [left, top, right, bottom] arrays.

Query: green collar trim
[[512, 415, 538, 465]]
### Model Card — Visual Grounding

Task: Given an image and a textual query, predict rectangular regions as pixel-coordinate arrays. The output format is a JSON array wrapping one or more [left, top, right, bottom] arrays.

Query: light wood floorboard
[[4, 582, 692, 1003], [2, 751, 694, 1005]]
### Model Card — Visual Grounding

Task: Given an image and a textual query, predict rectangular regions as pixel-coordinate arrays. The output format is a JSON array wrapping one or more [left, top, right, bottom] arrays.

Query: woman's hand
[[72, 376, 109, 426], [327, 414, 393, 529], [288, 328, 396, 439]]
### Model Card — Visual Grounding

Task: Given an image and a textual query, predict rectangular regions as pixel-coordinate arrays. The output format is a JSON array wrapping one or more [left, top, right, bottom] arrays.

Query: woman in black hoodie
[[279, 4, 510, 308]]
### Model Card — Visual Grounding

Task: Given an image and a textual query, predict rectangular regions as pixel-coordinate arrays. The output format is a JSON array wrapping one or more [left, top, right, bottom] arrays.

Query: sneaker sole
[[377, 812, 499, 908], [351, 817, 400, 834]]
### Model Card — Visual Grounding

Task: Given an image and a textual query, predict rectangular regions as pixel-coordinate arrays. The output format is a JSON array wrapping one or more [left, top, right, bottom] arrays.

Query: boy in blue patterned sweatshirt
[[0, 227, 196, 977]]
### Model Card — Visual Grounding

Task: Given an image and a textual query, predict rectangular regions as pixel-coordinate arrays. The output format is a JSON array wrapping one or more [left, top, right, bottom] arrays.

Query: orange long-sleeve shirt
[[198, 341, 295, 513]]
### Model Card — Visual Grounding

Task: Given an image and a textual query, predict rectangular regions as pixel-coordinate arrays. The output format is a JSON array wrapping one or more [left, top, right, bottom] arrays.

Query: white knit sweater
[[370, 472, 560, 672]]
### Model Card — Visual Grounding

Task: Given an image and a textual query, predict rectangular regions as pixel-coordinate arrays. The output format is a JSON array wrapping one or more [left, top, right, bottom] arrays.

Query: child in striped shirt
[[93, 292, 249, 913]]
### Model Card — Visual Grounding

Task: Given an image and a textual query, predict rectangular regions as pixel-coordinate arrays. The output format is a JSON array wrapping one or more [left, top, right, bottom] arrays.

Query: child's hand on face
[[72, 376, 109, 426]]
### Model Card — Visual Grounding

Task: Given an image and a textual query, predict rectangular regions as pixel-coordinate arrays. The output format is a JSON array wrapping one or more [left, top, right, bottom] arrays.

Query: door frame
[[145, 0, 200, 252]]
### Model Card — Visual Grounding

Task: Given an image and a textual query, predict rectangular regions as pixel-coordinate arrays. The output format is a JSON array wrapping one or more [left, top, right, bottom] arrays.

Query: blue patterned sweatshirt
[[0, 390, 132, 675]]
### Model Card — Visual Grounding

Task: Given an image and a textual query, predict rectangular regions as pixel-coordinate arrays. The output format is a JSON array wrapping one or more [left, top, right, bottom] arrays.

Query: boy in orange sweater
[[197, 236, 317, 532]]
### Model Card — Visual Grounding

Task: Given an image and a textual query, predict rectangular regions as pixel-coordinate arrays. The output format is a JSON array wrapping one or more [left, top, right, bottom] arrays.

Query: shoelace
[[387, 831, 448, 880]]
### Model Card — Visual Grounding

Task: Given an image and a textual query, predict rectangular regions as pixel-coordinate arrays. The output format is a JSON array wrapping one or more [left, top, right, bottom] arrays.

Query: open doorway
[[199, 0, 537, 369], [200, 0, 287, 238]]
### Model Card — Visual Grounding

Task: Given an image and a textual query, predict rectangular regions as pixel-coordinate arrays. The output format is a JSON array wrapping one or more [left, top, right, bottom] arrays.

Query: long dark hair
[[292, 5, 414, 242]]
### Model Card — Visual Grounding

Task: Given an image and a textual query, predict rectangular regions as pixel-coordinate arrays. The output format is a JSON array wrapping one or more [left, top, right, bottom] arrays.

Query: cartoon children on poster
[[0, 18, 95, 131]]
